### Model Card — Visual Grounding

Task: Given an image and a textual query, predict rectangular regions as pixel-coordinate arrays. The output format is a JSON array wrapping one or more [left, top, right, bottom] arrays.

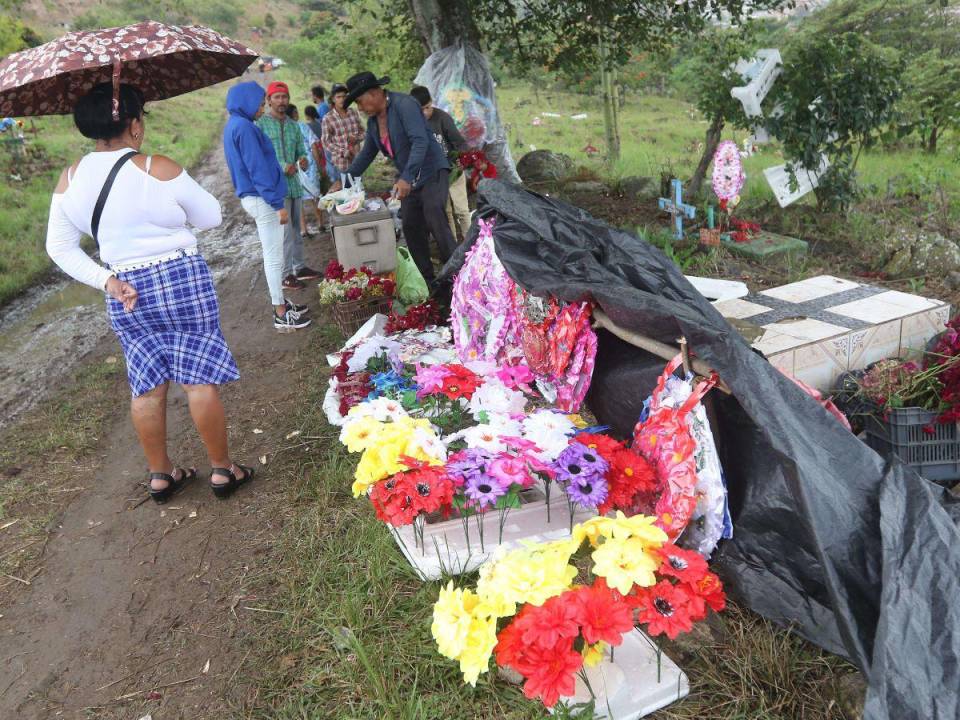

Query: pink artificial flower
[[496, 363, 535, 390], [414, 364, 452, 398], [490, 454, 534, 489]]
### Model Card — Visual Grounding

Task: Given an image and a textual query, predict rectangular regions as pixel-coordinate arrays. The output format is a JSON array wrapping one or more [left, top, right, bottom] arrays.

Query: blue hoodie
[[223, 82, 287, 210]]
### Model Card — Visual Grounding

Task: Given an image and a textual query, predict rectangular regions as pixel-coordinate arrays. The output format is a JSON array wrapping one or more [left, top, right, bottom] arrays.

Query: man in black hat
[[329, 71, 456, 286]]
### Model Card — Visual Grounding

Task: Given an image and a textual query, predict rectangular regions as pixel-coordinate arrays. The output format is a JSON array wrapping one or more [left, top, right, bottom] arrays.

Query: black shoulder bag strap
[[91, 150, 138, 248]]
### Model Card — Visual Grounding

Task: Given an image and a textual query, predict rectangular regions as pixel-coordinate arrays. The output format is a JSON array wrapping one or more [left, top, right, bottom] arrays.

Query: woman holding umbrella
[[0, 22, 263, 502], [46, 83, 252, 502]]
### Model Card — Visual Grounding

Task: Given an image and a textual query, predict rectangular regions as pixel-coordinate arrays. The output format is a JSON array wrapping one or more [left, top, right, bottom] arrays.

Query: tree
[[797, 0, 960, 153], [404, 0, 789, 164], [676, 27, 758, 197], [903, 50, 960, 153], [766, 34, 904, 211], [264, 12, 277, 32]]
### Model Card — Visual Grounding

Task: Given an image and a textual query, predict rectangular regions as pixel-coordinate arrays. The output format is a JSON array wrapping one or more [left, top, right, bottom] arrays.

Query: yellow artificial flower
[[432, 581, 480, 660], [458, 611, 498, 686], [477, 542, 578, 616], [573, 512, 668, 549], [583, 642, 607, 668], [567, 413, 590, 429], [590, 536, 659, 594], [340, 415, 385, 453]]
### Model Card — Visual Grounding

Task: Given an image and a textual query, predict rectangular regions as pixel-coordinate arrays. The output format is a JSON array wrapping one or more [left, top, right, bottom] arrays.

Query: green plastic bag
[[394, 246, 429, 314]]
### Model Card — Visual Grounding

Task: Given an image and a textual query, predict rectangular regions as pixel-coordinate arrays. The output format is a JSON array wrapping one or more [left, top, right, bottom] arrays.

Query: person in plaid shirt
[[256, 81, 320, 289], [321, 83, 364, 181]]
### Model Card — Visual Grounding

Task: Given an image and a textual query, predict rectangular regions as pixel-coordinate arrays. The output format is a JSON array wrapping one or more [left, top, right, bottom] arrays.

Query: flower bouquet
[[432, 513, 725, 716], [319, 260, 396, 335]]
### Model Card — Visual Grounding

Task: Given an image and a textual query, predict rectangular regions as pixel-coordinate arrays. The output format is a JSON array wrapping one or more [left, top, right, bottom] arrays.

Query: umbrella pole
[[592, 309, 732, 395]]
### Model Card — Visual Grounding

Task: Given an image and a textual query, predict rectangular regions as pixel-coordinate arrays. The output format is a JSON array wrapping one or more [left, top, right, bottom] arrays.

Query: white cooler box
[[331, 207, 397, 273]]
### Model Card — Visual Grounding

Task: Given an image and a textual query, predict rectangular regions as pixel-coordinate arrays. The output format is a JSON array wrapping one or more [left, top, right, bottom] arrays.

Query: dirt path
[[0, 150, 334, 719]]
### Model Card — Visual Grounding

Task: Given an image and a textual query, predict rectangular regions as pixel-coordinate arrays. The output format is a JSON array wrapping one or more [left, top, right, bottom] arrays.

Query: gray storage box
[[330, 207, 397, 273]]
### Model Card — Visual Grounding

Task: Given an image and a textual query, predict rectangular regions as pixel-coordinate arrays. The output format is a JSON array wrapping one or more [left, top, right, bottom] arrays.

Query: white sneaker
[[274, 309, 312, 332]]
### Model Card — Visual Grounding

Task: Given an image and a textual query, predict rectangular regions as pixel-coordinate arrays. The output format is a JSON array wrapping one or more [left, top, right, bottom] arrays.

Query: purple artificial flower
[[552, 442, 609, 483], [464, 472, 507, 509], [565, 474, 609, 509], [446, 448, 495, 486]]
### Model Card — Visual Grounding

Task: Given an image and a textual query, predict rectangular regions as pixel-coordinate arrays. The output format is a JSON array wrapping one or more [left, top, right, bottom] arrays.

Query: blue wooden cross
[[658, 178, 696, 240]]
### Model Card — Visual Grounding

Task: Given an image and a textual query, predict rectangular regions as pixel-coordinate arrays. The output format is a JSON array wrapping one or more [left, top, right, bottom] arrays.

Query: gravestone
[[721, 230, 808, 263], [516, 149, 573, 183], [658, 178, 696, 240]]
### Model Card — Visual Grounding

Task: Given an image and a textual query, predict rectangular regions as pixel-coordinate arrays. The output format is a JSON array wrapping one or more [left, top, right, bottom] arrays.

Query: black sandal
[[148, 467, 196, 504], [210, 464, 254, 499]]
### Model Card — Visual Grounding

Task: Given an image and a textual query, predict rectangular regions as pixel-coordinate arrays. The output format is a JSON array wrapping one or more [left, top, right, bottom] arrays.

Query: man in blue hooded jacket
[[223, 81, 311, 332]]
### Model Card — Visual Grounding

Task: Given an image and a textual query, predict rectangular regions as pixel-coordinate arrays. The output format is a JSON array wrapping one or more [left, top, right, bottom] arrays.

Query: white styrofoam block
[[326, 313, 389, 366], [730, 49, 783, 118], [684, 275, 749, 302], [764, 156, 829, 207], [552, 629, 690, 719], [391, 489, 595, 581]]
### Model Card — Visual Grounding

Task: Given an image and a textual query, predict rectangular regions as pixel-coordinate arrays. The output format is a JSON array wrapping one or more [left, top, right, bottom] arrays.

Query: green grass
[[0, 81, 230, 308], [239, 330, 859, 720], [495, 83, 960, 212]]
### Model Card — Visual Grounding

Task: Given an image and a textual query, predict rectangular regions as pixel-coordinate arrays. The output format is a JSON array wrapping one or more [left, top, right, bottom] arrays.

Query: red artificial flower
[[359, 265, 375, 277], [369, 466, 454, 526], [344, 268, 358, 281], [385, 300, 442, 333], [572, 432, 624, 457], [571, 583, 635, 646], [520, 640, 583, 708], [655, 543, 709, 585], [324, 259, 345, 280], [598, 448, 658, 515], [439, 364, 481, 400], [344, 286, 363, 301], [690, 571, 726, 614], [514, 594, 581, 649], [495, 605, 537, 674], [633, 580, 698, 639]]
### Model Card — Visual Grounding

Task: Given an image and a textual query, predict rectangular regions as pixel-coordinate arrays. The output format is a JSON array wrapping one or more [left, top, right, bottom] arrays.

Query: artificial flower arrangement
[[384, 300, 442, 334], [318, 260, 396, 305], [836, 315, 960, 432], [431, 513, 726, 710]]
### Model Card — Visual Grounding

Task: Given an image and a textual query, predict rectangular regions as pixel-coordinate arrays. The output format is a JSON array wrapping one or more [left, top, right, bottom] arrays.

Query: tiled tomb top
[[739, 284, 890, 331]]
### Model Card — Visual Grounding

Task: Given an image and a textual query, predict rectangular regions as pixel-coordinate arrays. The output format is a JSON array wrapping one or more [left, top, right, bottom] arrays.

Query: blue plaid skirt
[[107, 253, 240, 397]]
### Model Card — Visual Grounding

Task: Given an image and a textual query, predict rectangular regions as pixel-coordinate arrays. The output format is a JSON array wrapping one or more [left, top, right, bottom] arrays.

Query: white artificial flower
[[408, 426, 448, 462], [468, 377, 527, 418], [347, 335, 401, 373]]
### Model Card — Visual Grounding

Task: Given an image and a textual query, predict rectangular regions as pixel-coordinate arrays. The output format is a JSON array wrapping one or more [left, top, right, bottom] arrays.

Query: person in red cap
[[256, 80, 321, 289]]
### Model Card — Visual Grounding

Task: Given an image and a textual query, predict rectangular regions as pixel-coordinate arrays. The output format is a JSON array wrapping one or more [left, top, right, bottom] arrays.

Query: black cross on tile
[[737, 284, 888, 332]]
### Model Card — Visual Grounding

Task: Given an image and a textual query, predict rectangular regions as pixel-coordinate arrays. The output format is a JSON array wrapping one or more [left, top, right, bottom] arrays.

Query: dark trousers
[[401, 169, 457, 284]]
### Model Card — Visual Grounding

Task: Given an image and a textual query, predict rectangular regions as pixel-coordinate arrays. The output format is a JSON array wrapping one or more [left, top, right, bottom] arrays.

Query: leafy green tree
[[264, 13, 277, 32], [766, 33, 905, 211], [797, 0, 960, 153], [903, 50, 960, 153], [0, 16, 40, 54], [674, 27, 758, 197]]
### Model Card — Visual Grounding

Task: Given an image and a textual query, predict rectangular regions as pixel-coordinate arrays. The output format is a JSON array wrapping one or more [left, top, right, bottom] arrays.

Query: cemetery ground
[[0, 136, 866, 719], [0, 76, 949, 718]]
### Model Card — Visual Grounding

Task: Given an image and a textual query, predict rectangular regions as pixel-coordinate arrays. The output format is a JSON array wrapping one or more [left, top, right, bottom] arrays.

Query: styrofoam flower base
[[390, 488, 595, 581], [553, 629, 690, 719]]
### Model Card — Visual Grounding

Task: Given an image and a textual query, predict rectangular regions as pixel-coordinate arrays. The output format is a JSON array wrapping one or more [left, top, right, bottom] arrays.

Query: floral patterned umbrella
[[0, 21, 258, 118]]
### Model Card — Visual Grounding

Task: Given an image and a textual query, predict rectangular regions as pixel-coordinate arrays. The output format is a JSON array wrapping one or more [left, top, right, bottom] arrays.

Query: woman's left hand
[[106, 276, 138, 312]]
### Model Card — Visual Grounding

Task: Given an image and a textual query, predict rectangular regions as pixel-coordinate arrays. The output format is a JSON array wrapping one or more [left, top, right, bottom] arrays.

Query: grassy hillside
[[0, 81, 229, 306]]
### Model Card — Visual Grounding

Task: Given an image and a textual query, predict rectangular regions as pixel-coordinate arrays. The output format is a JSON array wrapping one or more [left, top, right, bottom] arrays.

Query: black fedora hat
[[344, 71, 390, 107]]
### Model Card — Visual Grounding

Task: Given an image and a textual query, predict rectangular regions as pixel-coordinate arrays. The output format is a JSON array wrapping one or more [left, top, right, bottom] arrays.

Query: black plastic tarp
[[439, 179, 960, 720]]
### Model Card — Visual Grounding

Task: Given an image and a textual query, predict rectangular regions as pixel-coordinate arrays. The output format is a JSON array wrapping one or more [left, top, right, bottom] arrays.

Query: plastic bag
[[632, 355, 717, 540], [450, 218, 523, 364], [642, 367, 732, 558], [413, 42, 520, 183], [394, 246, 429, 312], [297, 167, 320, 199]]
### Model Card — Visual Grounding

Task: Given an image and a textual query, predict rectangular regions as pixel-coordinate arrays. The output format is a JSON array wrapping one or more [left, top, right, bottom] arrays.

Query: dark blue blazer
[[346, 91, 450, 188]]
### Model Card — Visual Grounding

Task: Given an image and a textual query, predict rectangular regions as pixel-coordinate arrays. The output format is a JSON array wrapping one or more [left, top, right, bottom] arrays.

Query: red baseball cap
[[266, 81, 289, 98]]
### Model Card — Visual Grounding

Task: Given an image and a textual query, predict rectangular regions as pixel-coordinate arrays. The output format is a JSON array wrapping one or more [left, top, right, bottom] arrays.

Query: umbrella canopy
[[0, 21, 258, 118]]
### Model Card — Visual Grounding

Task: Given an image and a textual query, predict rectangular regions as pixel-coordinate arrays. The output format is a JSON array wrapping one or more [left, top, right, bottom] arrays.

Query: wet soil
[[0, 150, 336, 719]]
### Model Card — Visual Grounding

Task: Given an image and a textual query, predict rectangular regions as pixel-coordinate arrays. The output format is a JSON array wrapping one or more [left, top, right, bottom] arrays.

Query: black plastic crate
[[864, 407, 960, 483]]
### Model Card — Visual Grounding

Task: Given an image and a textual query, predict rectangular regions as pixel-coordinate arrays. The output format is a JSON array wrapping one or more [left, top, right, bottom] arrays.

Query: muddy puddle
[[0, 153, 261, 430]]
